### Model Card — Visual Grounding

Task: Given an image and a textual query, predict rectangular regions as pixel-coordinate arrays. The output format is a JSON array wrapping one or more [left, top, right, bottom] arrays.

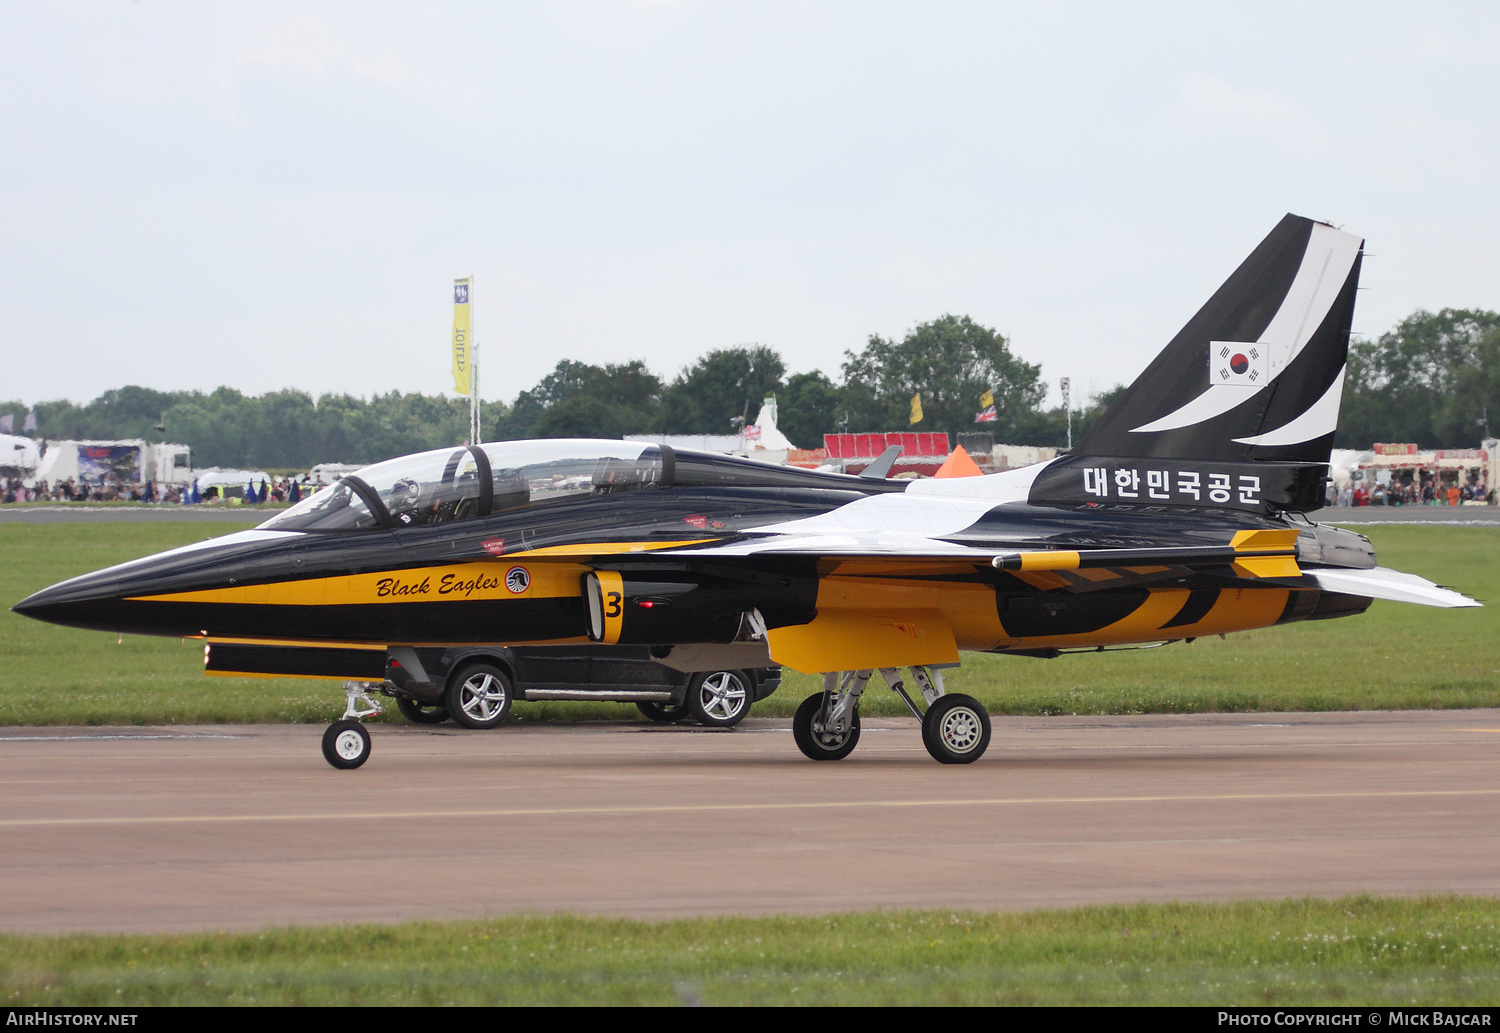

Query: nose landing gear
[[321, 681, 383, 770]]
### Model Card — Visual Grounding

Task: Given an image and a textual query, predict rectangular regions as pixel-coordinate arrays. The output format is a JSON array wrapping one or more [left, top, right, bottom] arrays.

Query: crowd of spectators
[[210, 477, 308, 505], [0, 476, 183, 503], [1326, 477, 1493, 507], [0, 475, 316, 506]]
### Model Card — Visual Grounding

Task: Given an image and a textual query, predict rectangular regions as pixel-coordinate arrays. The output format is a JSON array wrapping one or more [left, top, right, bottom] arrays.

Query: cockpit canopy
[[260, 441, 661, 532], [260, 438, 891, 532]]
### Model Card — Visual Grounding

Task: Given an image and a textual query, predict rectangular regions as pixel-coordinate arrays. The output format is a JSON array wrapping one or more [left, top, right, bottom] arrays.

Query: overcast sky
[[2, 1, 1497, 410]]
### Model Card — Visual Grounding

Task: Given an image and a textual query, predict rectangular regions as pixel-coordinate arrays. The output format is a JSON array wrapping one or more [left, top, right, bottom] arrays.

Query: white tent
[[0, 434, 39, 474], [194, 468, 272, 500], [307, 462, 360, 486]]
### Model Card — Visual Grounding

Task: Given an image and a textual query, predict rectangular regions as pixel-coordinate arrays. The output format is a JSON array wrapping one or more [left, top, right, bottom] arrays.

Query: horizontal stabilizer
[[1304, 567, 1481, 609]]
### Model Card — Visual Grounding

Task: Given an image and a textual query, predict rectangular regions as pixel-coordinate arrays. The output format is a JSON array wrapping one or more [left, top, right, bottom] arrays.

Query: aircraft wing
[[611, 526, 1479, 608], [645, 526, 1303, 581]]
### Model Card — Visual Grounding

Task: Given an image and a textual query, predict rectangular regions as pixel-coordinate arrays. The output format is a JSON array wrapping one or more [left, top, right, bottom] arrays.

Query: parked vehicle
[[384, 645, 780, 729]]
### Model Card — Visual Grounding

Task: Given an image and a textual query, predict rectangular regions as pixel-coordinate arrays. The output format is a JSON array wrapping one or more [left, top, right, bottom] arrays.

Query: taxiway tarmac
[[2, 710, 1498, 934]]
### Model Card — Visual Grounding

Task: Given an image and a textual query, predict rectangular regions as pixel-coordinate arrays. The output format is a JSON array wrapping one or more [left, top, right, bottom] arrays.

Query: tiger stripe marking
[[996, 586, 1292, 649]]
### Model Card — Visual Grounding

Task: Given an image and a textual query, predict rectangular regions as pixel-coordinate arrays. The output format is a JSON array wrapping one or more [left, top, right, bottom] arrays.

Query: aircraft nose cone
[[11, 569, 139, 634], [10, 587, 52, 619], [11, 527, 298, 639]]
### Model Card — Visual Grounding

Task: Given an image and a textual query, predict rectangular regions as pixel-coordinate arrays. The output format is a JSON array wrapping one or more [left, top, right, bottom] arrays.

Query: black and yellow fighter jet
[[13, 215, 1478, 768]]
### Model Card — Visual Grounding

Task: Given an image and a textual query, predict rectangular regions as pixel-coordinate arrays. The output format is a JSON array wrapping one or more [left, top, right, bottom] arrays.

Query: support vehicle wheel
[[792, 693, 860, 761], [446, 663, 513, 729], [636, 701, 689, 723], [687, 670, 751, 728], [396, 697, 449, 724], [921, 693, 991, 764], [322, 720, 371, 770]]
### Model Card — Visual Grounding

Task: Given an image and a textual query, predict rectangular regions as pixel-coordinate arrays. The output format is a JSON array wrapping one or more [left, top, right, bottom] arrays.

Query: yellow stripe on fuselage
[[127, 540, 718, 607], [129, 560, 590, 606]]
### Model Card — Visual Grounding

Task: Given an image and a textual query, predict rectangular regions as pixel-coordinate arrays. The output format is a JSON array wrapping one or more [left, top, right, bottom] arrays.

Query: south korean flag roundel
[[1210, 341, 1271, 389]]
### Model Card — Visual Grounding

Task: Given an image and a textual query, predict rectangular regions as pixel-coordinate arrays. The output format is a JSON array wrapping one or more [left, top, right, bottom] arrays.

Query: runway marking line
[[2, 786, 1499, 829], [0, 733, 244, 742]]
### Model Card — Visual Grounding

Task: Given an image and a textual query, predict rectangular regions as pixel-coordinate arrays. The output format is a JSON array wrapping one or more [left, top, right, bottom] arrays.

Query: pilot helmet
[[390, 477, 422, 513]]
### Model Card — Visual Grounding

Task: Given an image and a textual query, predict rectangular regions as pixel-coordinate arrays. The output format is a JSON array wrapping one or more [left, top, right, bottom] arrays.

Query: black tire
[[396, 697, 449, 724], [792, 692, 860, 761], [921, 694, 991, 764], [322, 720, 371, 770], [687, 670, 751, 728], [445, 663, 513, 729], [636, 700, 689, 723]]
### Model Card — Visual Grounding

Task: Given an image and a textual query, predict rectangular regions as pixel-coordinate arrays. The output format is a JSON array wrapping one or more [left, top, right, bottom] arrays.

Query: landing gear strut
[[791, 665, 990, 764], [321, 681, 382, 770]]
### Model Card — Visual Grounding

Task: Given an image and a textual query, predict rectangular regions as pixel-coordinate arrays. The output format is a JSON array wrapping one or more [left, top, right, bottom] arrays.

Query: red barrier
[[820, 432, 952, 458]]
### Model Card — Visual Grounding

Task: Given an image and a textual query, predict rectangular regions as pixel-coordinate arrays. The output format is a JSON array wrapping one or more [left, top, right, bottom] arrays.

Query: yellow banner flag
[[451, 278, 472, 395], [909, 392, 923, 424], [979, 389, 994, 408]]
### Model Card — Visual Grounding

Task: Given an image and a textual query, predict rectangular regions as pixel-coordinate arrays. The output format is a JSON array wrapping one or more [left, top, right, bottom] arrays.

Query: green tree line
[[1335, 308, 1500, 449], [3, 310, 1494, 470]]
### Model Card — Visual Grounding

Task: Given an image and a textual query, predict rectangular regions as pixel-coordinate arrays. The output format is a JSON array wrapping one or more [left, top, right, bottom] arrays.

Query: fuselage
[[12, 441, 1376, 668]]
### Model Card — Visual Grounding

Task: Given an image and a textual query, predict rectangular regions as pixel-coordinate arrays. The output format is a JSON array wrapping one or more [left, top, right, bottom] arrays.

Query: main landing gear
[[791, 666, 991, 765], [321, 681, 383, 770]]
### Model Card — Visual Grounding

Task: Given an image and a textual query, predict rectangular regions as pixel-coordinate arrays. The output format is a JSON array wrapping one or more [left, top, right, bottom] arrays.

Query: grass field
[[0, 522, 1495, 725], [3, 896, 1499, 1005]]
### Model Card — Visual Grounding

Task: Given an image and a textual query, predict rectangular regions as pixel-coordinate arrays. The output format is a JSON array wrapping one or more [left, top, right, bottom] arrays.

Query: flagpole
[[1060, 377, 1072, 451]]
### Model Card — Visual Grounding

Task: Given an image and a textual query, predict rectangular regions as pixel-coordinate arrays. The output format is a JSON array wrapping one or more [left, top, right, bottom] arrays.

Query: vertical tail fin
[[1029, 215, 1363, 514], [1079, 214, 1363, 464]]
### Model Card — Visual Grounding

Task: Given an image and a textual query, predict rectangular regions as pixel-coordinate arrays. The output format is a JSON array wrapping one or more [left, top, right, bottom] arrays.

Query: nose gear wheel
[[321, 719, 371, 769]]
